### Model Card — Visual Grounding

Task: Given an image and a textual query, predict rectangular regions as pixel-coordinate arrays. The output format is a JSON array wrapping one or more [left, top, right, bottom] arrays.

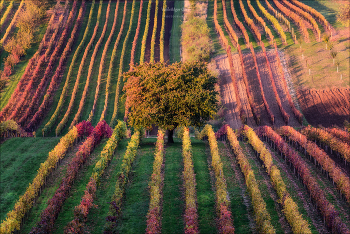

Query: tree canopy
[[123, 61, 218, 142]]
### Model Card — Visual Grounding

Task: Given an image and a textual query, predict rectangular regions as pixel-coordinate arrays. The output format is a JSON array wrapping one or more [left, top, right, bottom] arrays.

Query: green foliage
[[123, 61, 218, 131], [181, 15, 214, 62]]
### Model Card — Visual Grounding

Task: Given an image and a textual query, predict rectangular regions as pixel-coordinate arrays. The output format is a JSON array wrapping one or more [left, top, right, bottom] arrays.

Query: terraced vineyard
[[0, 0, 349, 233]]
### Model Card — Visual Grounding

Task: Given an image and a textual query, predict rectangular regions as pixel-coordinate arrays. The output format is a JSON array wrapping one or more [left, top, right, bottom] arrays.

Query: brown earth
[[297, 87, 350, 127], [215, 54, 242, 130]]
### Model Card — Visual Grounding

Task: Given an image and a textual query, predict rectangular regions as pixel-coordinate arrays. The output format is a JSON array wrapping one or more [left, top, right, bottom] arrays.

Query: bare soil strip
[[256, 51, 285, 126], [267, 50, 300, 127], [231, 53, 256, 127], [242, 52, 270, 126], [298, 87, 350, 127], [215, 54, 242, 130]]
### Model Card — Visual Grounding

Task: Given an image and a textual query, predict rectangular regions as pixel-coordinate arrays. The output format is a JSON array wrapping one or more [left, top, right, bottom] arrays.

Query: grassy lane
[[207, 1, 225, 57], [0, 137, 60, 221], [104, 2, 131, 124], [19, 142, 82, 233], [36, 2, 92, 136], [51, 139, 108, 233], [264, 143, 319, 233], [116, 138, 157, 233], [169, 0, 183, 63], [83, 138, 129, 232], [240, 141, 285, 233], [218, 141, 253, 233], [161, 138, 184, 233], [191, 138, 217, 234], [81, 1, 115, 124]]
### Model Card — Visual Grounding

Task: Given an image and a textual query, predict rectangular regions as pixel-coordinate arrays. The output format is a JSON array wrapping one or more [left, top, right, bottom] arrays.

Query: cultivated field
[[0, 0, 349, 233]]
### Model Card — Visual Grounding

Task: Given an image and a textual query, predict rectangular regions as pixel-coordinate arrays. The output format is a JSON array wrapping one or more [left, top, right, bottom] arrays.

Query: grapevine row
[[19, 1, 78, 127], [0, 1, 14, 29], [301, 126, 350, 164], [27, 1, 86, 131], [88, 0, 115, 122], [30, 121, 112, 233], [246, 0, 274, 42], [129, 0, 143, 68], [104, 131, 141, 233], [290, 0, 329, 32], [273, 43, 303, 123], [0, 0, 4, 12], [238, 0, 261, 42], [221, 0, 239, 45], [65, 121, 126, 233], [214, 0, 245, 123], [249, 45, 274, 124], [55, 0, 103, 136], [70, 0, 112, 129], [201, 125, 235, 233], [0, 0, 25, 44], [256, 0, 287, 44], [180, 128, 199, 234], [325, 127, 350, 144], [241, 125, 311, 233], [10, 10, 67, 121], [159, 0, 167, 62], [264, 0, 290, 31], [146, 129, 165, 234], [272, 0, 308, 42], [278, 126, 350, 204], [44, 13, 66, 61], [259, 126, 350, 233], [140, 0, 153, 65], [110, 0, 136, 128], [237, 43, 260, 125], [281, 0, 320, 41], [226, 126, 275, 233], [0, 121, 91, 233], [260, 42, 290, 124], [150, 0, 159, 63], [44, 0, 96, 136], [230, 0, 249, 45], [100, 0, 127, 122]]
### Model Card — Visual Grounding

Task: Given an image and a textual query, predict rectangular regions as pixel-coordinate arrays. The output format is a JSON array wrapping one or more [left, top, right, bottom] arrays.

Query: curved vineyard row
[[301, 126, 350, 164], [260, 42, 289, 124], [30, 121, 112, 233], [226, 126, 275, 233], [159, 0, 167, 62], [256, 0, 286, 44], [273, 43, 303, 123], [88, 0, 116, 122], [230, 0, 249, 45], [238, 0, 261, 42], [44, 0, 96, 136], [260, 126, 350, 233], [0, 121, 90, 233], [221, 0, 238, 45], [150, 0, 159, 63], [272, 0, 308, 42], [278, 126, 350, 204], [0, 1, 14, 29], [0, 0, 25, 45], [214, 0, 245, 123], [241, 125, 311, 234], [130, 0, 144, 68], [65, 121, 126, 232], [55, 0, 103, 136], [18, 1, 78, 127], [281, 0, 320, 41], [26, 1, 86, 131], [140, 0, 153, 65], [110, 0, 137, 128], [70, 0, 112, 129], [325, 127, 350, 144], [104, 131, 141, 232]]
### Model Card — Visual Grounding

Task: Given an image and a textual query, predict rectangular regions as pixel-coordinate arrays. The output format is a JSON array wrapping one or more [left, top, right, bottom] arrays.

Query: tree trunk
[[167, 129, 174, 144]]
